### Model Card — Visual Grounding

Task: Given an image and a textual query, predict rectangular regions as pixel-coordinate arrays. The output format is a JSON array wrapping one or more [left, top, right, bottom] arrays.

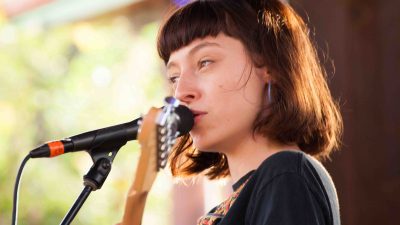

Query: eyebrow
[[166, 42, 222, 70]]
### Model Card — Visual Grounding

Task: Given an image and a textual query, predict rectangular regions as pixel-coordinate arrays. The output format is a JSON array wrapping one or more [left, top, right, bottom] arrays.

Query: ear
[[257, 66, 272, 83]]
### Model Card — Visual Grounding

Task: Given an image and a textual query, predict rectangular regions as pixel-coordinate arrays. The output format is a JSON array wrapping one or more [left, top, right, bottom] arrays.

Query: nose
[[174, 71, 200, 105]]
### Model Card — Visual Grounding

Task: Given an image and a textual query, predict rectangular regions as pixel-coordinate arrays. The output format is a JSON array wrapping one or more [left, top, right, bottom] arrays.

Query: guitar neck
[[119, 107, 159, 225], [120, 190, 149, 225]]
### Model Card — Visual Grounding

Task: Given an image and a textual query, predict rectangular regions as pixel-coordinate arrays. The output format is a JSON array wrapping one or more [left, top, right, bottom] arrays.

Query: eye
[[168, 76, 179, 84], [199, 59, 213, 69]]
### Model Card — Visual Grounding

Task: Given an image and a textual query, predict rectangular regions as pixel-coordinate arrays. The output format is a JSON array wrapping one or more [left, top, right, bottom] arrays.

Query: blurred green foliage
[[0, 13, 172, 225]]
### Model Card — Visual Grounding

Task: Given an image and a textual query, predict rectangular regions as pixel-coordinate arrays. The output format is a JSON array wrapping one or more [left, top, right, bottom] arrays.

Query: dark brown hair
[[157, 0, 343, 179]]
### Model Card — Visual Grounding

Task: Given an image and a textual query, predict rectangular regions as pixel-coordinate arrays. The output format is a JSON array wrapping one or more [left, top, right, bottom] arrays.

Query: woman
[[158, 0, 342, 224]]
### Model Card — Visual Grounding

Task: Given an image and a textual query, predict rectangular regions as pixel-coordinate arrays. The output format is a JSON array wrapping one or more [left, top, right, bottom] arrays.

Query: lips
[[190, 109, 207, 123]]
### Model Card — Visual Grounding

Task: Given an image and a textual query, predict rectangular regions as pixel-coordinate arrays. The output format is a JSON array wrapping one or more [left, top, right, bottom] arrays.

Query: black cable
[[12, 153, 31, 225]]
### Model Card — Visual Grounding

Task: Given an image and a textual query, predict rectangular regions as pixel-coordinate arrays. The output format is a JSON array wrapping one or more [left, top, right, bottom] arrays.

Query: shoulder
[[251, 150, 336, 196], [245, 150, 340, 225], [253, 150, 309, 180]]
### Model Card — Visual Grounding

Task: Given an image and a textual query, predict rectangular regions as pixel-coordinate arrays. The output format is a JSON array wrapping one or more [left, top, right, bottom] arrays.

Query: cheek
[[245, 81, 265, 104], [213, 76, 244, 93], [208, 62, 265, 105], [212, 63, 247, 89]]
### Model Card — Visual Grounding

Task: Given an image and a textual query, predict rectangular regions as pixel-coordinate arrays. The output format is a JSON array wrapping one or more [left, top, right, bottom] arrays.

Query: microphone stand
[[60, 144, 125, 225]]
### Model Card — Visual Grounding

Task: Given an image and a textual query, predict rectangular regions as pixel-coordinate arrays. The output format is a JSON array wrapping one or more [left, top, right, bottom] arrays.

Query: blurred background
[[0, 0, 399, 224]]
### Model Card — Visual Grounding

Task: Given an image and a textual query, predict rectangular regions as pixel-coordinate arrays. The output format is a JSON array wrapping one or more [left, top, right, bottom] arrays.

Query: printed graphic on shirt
[[197, 179, 250, 225]]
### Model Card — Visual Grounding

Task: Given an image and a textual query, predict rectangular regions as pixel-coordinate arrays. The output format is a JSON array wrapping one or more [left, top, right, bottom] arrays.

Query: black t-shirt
[[204, 151, 339, 225]]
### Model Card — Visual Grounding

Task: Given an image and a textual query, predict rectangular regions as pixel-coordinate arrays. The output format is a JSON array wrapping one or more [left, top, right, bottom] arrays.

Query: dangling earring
[[267, 82, 272, 103]]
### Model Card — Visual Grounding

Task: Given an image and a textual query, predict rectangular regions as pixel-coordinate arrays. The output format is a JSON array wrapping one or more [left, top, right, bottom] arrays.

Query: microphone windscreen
[[175, 105, 194, 136]]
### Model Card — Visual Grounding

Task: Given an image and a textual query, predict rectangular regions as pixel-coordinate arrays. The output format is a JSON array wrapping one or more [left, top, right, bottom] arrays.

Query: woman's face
[[167, 34, 267, 153]]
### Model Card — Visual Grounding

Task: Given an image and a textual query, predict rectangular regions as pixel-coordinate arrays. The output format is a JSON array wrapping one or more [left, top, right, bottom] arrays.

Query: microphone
[[30, 105, 194, 158]]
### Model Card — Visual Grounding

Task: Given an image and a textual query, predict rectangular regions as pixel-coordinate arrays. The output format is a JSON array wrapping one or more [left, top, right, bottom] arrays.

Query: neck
[[224, 134, 300, 183]]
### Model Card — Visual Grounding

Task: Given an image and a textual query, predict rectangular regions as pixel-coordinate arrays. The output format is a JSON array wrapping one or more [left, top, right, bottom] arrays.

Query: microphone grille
[[175, 105, 194, 136]]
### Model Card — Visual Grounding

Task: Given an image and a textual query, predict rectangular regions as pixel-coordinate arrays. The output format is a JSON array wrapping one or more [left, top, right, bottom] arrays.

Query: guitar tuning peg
[[171, 139, 177, 145], [167, 138, 173, 143], [164, 96, 180, 107], [160, 151, 168, 159], [137, 118, 143, 126], [159, 160, 167, 169], [160, 136, 166, 143], [174, 132, 180, 138]]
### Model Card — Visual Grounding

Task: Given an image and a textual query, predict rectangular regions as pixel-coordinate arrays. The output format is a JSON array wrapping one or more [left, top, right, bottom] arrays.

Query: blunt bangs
[[158, 1, 252, 64]]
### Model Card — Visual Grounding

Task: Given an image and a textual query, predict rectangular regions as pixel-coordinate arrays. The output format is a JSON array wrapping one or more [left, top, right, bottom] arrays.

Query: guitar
[[119, 98, 193, 225]]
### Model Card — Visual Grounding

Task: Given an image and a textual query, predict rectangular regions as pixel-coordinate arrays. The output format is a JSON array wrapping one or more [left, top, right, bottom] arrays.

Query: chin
[[192, 140, 214, 153], [196, 148, 218, 153], [191, 134, 226, 153], [192, 142, 222, 154]]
